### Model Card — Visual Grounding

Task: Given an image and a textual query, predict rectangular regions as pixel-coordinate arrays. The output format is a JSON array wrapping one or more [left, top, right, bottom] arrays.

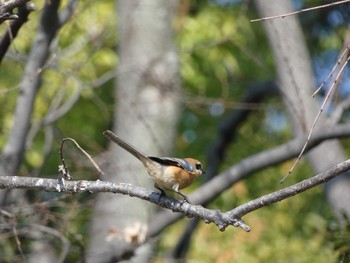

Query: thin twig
[[30, 224, 70, 263], [282, 48, 350, 182], [2, 127, 350, 233], [0, 209, 26, 260], [251, 0, 350, 23], [12, 219, 25, 260], [60, 137, 104, 177], [312, 45, 350, 97]]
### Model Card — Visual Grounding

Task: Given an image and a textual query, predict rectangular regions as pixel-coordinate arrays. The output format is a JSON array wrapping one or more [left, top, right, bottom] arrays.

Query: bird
[[103, 130, 204, 202]]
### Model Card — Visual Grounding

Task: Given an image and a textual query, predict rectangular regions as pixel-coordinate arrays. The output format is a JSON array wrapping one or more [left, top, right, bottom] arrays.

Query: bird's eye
[[195, 163, 202, 170]]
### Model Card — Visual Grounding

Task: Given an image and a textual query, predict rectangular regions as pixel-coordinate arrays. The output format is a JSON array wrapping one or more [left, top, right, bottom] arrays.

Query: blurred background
[[1, 0, 350, 262]]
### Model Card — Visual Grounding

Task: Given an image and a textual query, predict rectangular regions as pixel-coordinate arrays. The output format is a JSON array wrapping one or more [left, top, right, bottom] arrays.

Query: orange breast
[[169, 166, 197, 189]]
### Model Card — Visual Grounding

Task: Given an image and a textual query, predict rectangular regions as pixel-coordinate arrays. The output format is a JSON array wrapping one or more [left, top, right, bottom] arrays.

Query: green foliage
[[1, 0, 348, 262], [1, 0, 116, 167], [0, 194, 92, 263], [162, 1, 346, 262], [178, 4, 273, 98], [158, 163, 337, 263], [0, 1, 115, 260], [326, 215, 350, 262]]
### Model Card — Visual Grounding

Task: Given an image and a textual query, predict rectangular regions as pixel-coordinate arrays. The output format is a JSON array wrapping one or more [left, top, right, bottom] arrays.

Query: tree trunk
[[87, 1, 181, 262], [254, 0, 350, 219]]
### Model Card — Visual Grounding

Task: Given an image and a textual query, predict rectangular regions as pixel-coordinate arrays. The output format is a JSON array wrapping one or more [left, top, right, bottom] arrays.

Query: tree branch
[[2, 0, 29, 11], [148, 123, 350, 236], [1, 157, 350, 233], [0, 176, 250, 231], [250, 0, 350, 22], [58, 0, 77, 26], [0, 2, 35, 63], [0, 0, 75, 178], [228, 159, 350, 218], [205, 80, 279, 178], [172, 80, 279, 259], [1, 122, 349, 235], [0, 0, 30, 24]]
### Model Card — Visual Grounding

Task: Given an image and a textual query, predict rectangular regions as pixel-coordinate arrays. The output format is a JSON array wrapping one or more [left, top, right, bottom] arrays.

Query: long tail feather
[[103, 130, 149, 163]]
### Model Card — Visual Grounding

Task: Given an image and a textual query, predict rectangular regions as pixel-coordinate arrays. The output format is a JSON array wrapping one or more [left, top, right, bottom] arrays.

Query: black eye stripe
[[195, 163, 202, 169]]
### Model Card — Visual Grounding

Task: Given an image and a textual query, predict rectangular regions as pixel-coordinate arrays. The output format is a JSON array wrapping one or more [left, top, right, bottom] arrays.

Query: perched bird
[[103, 130, 204, 202]]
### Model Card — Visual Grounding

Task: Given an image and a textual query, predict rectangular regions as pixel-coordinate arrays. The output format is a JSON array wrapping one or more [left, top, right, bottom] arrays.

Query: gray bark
[[87, 1, 181, 262], [0, 1, 77, 261], [254, 0, 350, 218]]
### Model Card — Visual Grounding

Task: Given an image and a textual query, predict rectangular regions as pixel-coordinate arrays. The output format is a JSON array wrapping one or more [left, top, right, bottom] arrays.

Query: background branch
[[172, 80, 279, 259], [250, 0, 350, 22]]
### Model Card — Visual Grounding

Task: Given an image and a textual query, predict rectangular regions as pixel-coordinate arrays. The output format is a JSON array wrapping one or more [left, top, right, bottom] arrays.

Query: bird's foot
[[177, 191, 191, 204]]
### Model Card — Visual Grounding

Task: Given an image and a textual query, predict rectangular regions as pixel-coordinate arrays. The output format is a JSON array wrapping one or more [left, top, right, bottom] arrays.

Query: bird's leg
[[175, 191, 191, 203], [154, 183, 166, 201], [172, 184, 191, 203]]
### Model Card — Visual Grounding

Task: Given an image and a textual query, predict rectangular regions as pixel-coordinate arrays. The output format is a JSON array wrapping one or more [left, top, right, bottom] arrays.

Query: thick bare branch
[[0, 0, 77, 178], [0, 2, 35, 63], [0, 0, 30, 24], [1, 0, 59, 178], [1, 157, 350, 233], [0, 124, 349, 235], [148, 123, 350, 236], [2, 0, 29, 12], [58, 0, 77, 26], [229, 159, 350, 218], [0, 176, 250, 231]]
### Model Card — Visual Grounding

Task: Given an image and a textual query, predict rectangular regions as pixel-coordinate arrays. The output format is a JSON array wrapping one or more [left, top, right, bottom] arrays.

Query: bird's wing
[[149, 156, 195, 174]]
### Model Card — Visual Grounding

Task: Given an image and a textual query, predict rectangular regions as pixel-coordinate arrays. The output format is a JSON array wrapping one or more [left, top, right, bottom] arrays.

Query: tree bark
[[0, 1, 77, 261], [254, 0, 350, 218], [87, 1, 181, 262]]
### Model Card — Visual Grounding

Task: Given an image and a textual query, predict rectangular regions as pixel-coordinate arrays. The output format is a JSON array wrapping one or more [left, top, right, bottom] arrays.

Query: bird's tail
[[103, 130, 149, 163]]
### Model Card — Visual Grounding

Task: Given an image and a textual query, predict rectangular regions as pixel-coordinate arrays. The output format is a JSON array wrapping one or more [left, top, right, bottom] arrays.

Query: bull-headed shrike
[[103, 130, 204, 202]]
